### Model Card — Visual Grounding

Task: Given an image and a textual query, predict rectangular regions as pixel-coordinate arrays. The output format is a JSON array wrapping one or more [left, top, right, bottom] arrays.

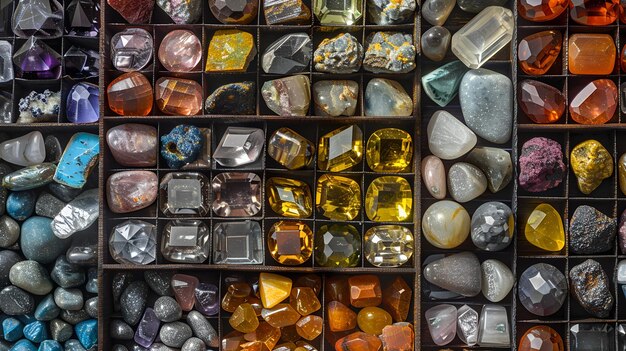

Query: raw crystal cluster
[[17, 90, 61, 123], [367, 0, 415, 24]]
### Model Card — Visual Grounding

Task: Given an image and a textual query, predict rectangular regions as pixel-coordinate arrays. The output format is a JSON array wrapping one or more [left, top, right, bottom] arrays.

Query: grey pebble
[[61, 307, 90, 325], [9, 260, 53, 295], [149, 344, 177, 351], [0, 215, 19, 248], [65, 339, 87, 351], [144, 271, 174, 296], [48, 183, 82, 202], [0, 250, 21, 288], [0, 285, 35, 315], [51, 256, 85, 288], [85, 268, 98, 294], [159, 321, 193, 348], [85, 296, 98, 318], [154, 296, 182, 322], [54, 287, 84, 310], [187, 310, 218, 347], [44, 135, 62, 164], [182, 337, 205, 351], [50, 318, 73, 342], [113, 272, 133, 310], [35, 192, 66, 218], [113, 345, 130, 351], [110, 319, 134, 340], [121, 280, 149, 326]]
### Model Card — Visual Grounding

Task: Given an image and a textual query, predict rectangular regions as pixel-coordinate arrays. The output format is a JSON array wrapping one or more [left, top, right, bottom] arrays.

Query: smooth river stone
[[160, 321, 193, 348], [154, 296, 182, 322], [313, 80, 358, 117], [50, 256, 85, 291], [425, 304, 456, 346], [51, 189, 99, 239], [144, 271, 174, 296], [107, 124, 158, 168], [35, 192, 66, 218], [570, 259, 614, 318], [0, 131, 45, 167], [158, 30, 202, 72], [0, 251, 21, 288], [0, 215, 19, 248], [21, 216, 70, 264], [421, 155, 446, 199], [107, 171, 158, 213], [481, 259, 514, 303], [121, 281, 149, 326], [262, 75, 311, 116], [459, 68, 513, 144], [518, 137, 566, 192], [53, 287, 83, 310], [0, 286, 35, 315], [424, 251, 482, 297], [465, 147, 512, 193], [6, 190, 36, 220], [427, 110, 477, 160], [447, 162, 488, 203], [422, 200, 470, 249], [422, 0, 455, 26], [186, 310, 219, 347], [421, 26, 451, 62], [2, 163, 55, 191], [569, 205, 616, 255], [9, 260, 53, 295], [364, 78, 413, 116]]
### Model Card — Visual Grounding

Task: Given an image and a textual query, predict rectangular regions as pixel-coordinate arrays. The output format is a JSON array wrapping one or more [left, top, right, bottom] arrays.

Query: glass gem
[[107, 72, 153, 116], [317, 125, 363, 172], [264, 0, 311, 24], [159, 172, 210, 216], [107, 0, 154, 23], [205, 30, 256, 72], [64, 46, 99, 78], [570, 324, 615, 351], [230, 304, 259, 333], [421, 60, 469, 107], [261, 303, 300, 328], [364, 225, 413, 267], [290, 287, 320, 316], [259, 272, 292, 309], [382, 276, 411, 322], [296, 315, 323, 340], [294, 275, 322, 296], [421, 26, 451, 62], [357, 307, 391, 335], [366, 128, 412, 173], [51, 188, 99, 238], [161, 220, 209, 263], [267, 128, 315, 170], [470, 201, 514, 252], [262, 75, 311, 116], [327, 301, 357, 332], [525, 203, 565, 252], [210, 0, 258, 23], [172, 274, 199, 311], [348, 275, 381, 308], [518, 263, 567, 316], [457, 304, 478, 346], [66, 82, 99, 124], [53, 132, 99, 189], [109, 220, 157, 265], [267, 177, 312, 218], [12, 0, 63, 38], [110, 28, 153, 72], [66, 0, 99, 36], [569, 79, 617, 125], [518, 79, 565, 123], [315, 174, 361, 221], [213, 221, 263, 264], [158, 29, 202, 72], [365, 176, 412, 222], [262, 33, 312, 75], [267, 221, 313, 265], [335, 331, 381, 351], [106, 124, 158, 167], [195, 283, 219, 316], [570, 0, 618, 25], [213, 127, 264, 167], [425, 304, 456, 346], [211, 172, 262, 217], [155, 77, 203, 116], [518, 30, 562, 75], [518, 0, 568, 21], [569, 34, 616, 75], [13, 37, 61, 79], [477, 305, 510, 347], [313, 0, 362, 24], [315, 224, 361, 267], [518, 325, 564, 351]]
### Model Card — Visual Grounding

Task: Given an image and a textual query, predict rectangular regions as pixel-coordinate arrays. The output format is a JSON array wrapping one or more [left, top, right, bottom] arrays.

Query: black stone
[[120, 281, 149, 326], [35, 192, 66, 218], [110, 319, 134, 340], [569, 205, 616, 254], [65, 0, 99, 36], [44, 135, 62, 163], [0, 285, 35, 315], [48, 183, 82, 202], [60, 308, 90, 325], [569, 259, 614, 318], [205, 81, 255, 115], [112, 272, 133, 312], [64, 46, 99, 78], [144, 270, 174, 296], [0, 250, 22, 288], [50, 318, 73, 342]]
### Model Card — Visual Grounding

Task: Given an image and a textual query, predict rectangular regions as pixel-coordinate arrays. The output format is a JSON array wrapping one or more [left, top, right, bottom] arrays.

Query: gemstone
[[17, 89, 60, 123], [263, 0, 311, 24], [109, 220, 157, 265], [313, 80, 358, 117], [365, 128, 412, 173], [159, 172, 210, 216], [107, 0, 154, 23], [64, 46, 98, 79], [327, 301, 357, 333], [213, 221, 263, 264], [466, 147, 512, 193], [451, 6, 514, 69], [0, 131, 45, 166], [364, 225, 413, 267], [171, 274, 199, 312], [478, 305, 510, 347], [422, 0, 454, 25], [64, 82, 98, 124], [12, 0, 63, 38], [569, 205, 616, 254], [427, 110, 477, 160], [621, 153, 626, 195], [518, 30, 562, 76], [348, 275, 381, 308], [380, 277, 411, 323], [425, 304, 456, 346], [471, 201, 514, 252], [261, 303, 300, 328], [248, 322, 281, 350], [316, 174, 361, 221], [457, 0, 506, 12], [267, 128, 314, 170], [620, 211, 626, 254], [107, 124, 158, 167], [519, 326, 564, 351], [335, 331, 382, 351], [524, 203, 565, 252], [262, 33, 312, 74], [518, 137, 566, 192], [212, 172, 262, 217], [53, 132, 99, 189], [421, 26, 451, 62], [135, 308, 159, 347], [518, 0, 568, 21], [357, 307, 391, 335], [65, 0, 99, 36], [213, 127, 264, 167], [423, 251, 482, 297], [13, 37, 61, 79], [205, 30, 256, 72], [570, 140, 613, 194], [210, 0, 258, 23], [570, 0, 618, 25], [422, 60, 469, 107], [157, 0, 201, 23], [365, 176, 412, 222], [364, 78, 413, 116], [313, 0, 362, 24], [195, 283, 219, 316], [363, 32, 416, 73], [158, 30, 201, 72], [181, 128, 210, 170], [447, 162, 488, 203], [259, 272, 292, 309], [290, 287, 320, 316], [267, 221, 313, 265], [381, 323, 414, 351], [106, 171, 158, 213], [155, 77, 203, 116], [111, 28, 153, 72], [569, 34, 616, 75], [456, 305, 478, 346], [296, 315, 323, 340], [0, 92, 12, 123], [569, 259, 614, 318], [519, 263, 567, 316], [571, 324, 615, 351], [206, 82, 256, 115], [0, 41, 13, 83], [313, 33, 363, 74], [107, 72, 153, 116], [262, 75, 311, 116], [519, 79, 565, 123], [161, 220, 209, 263], [421, 155, 446, 199], [314, 224, 361, 267], [267, 178, 312, 218], [422, 200, 470, 249], [570, 79, 617, 125], [481, 259, 514, 303], [317, 125, 363, 172]]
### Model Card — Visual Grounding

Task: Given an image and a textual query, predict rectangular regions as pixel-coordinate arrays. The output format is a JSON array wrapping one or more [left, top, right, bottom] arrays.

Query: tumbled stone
[[427, 110, 477, 160], [144, 271, 173, 297], [6, 190, 36, 221], [314, 224, 361, 267], [519, 325, 564, 351], [356, 307, 391, 335], [570, 205, 616, 254], [481, 259, 514, 303], [51, 189, 99, 239], [44, 136, 62, 163], [364, 78, 412, 116], [519, 263, 567, 316], [262, 75, 310, 116], [9, 260, 53, 295], [0, 251, 21, 288], [348, 275, 381, 308], [363, 32, 415, 73], [160, 322, 193, 348], [205, 30, 256, 72], [422, 61, 468, 107], [327, 301, 357, 332], [448, 162, 488, 203], [210, 0, 258, 23], [313, 33, 363, 73], [421, 155, 446, 199], [367, 0, 415, 24], [518, 0, 568, 21], [570, 79, 618, 125], [0, 215, 19, 248], [157, 0, 201, 23], [425, 304, 456, 346], [525, 203, 565, 252], [35, 192, 65, 218], [259, 272, 292, 308], [182, 337, 205, 351], [121, 281, 149, 326], [421, 26, 451, 62], [0, 131, 45, 167], [21, 216, 70, 264], [155, 77, 203, 116], [54, 287, 83, 310], [111, 28, 153, 72], [187, 310, 218, 347], [261, 303, 300, 328], [111, 320, 133, 339], [457, 0, 506, 12], [422, 200, 470, 249], [424, 252, 482, 297], [0, 286, 34, 315], [85, 297, 97, 318], [518, 30, 562, 76], [107, 72, 153, 116], [570, 259, 614, 318], [158, 30, 201, 72], [422, 0, 454, 25], [263, 0, 310, 24], [519, 79, 566, 124], [107, 0, 154, 23], [262, 33, 312, 74], [465, 147, 512, 193], [107, 171, 158, 213], [172, 274, 199, 312], [154, 296, 182, 322], [570, 140, 613, 194], [313, 80, 358, 117], [106, 124, 157, 167], [478, 305, 510, 347], [518, 137, 566, 192], [51, 319, 73, 342], [335, 331, 381, 351], [456, 305, 478, 346], [471, 201, 513, 251], [570, 0, 618, 25], [2, 163, 55, 191]]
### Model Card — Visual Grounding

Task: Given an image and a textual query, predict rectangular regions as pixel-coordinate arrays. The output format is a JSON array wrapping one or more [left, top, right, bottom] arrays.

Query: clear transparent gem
[[262, 33, 312, 74], [159, 172, 210, 216], [213, 221, 263, 264], [518, 263, 567, 317], [109, 220, 157, 265], [213, 127, 264, 167], [211, 172, 262, 217], [111, 28, 153, 72], [478, 305, 510, 347], [363, 225, 413, 267], [161, 220, 210, 263], [571, 324, 614, 351], [0, 41, 13, 83], [12, 0, 63, 38]]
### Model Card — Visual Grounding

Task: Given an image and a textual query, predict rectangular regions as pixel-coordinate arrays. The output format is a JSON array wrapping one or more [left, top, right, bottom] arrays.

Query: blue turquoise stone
[[35, 295, 60, 321], [63, 339, 86, 351], [6, 191, 36, 221], [23, 321, 48, 343], [2, 318, 23, 342], [421, 60, 469, 107], [52, 133, 99, 189], [75, 319, 97, 349], [9, 340, 36, 351], [160, 125, 203, 169], [20, 216, 70, 264], [16, 315, 36, 325], [37, 340, 63, 351]]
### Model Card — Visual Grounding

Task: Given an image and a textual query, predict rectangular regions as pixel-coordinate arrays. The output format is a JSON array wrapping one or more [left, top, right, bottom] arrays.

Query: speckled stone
[[20, 216, 70, 264], [60, 308, 90, 325], [471, 201, 514, 251], [35, 192, 66, 218], [35, 294, 60, 321], [205, 82, 256, 115], [518, 137, 566, 192], [313, 33, 363, 73], [64, 339, 86, 351], [0, 285, 35, 315], [54, 287, 83, 311], [363, 32, 416, 73], [186, 310, 219, 347], [465, 147, 513, 193], [0, 215, 19, 248], [421, 26, 451, 62], [619, 210, 626, 255], [121, 281, 149, 326], [12, 339, 37, 350], [423, 251, 482, 297], [85, 297, 97, 318], [112, 272, 133, 309], [159, 321, 193, 348], [6, 190, 36, 221], [51, 256, 85, 288], [154, 296, 182, 322], [570, 205, 616, 255], [481, 259, 514, 303], [85, 268, 97, 294], [0, 250, 22, 288], [160, 125, 203, 169], [181, 337, 205, 351], [3, 317, 23, 342], [75, 319, 97, 349], [9, 260, 53, 295], [51, 319, 73, 342], [569, 259, 614, 318], [144, 271, 174, 296], [23, 320, 48, 343], [447, 162, 488, 203], [110, 319, 134, 340], [44, 136, 62, 163]]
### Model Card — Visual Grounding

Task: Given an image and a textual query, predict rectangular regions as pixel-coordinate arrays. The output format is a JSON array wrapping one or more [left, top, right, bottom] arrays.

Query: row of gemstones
[[12, 0, 99, 38]]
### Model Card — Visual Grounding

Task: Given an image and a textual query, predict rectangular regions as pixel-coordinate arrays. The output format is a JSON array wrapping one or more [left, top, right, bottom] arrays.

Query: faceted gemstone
[[422, 0, 454, 26], [64, 46, 99, 78], [357, 307, 391, 335], [65, 0, 99, 36], [481, 259, 514, 303], [364, 226, 413, 267], [422, 61, 469, 107], [518, 137, 566, 192], [107, 72, 153, 116], [296, 315, 323, 340], [451, 6, 514, 69], [262, 33, 312, 74], [313, 80, 358, 117], [155, 77, 203, 116], [317, 125, 363, 172], [210, 0, 258, 23], [471, 202, 513, 252], [262, 75, 311, 116], [316, 174, 361, 221], [519, 326, 564, 351], [12, 0, 63, 38], [519, 263, 567, 316], [259, 273, 292, 309], [427, 110, 477, 160], [106, 124, 158, 167], [13, 38, 61, 79], [382, 276, 411, 322], [421, 26, 451, 62], [230, 304, 259, 333], [158, 30, 201, 72], [364, 176, 412, 222], [519, 79, 566, 123], [364, 78, 413, 116], [211, 172, 262, 217], [447, 162, 488, 203], [205, 30, 256, 72], [268, 128, 315, 170], [206, 81, 256, 115], [261, 303, 300, 328], [159, 172, 210, 216], [65, 82, 99, 124], [157, 0, 202, 24], [107, 171, 158, 213], [107, 0, 154, 23], [263, 0, 311, 24], [267, 221, 313, 265], [363, 32, 416, 73], [367, 0, 415, 24], [425, 304, 456, 346], [161, 220, 210, 263], [518, 30, 562, 75], [422, 200, 470, 249], [195, 283, 219, 316], [327, 301, 357, 332], [53, 132, 99, 189], [348, 275, 381, 308], [421, 155, 446, 199], [290, 287, 320, 316], [314, 33, 363, 74], [570, 0, 618, 25], [570, 140, 614, 194], [519, 0, 568, 21], [0, 92, 12, 123], [569, 205, 616, 254], [525, 203, 565, 252], [335, 331, 382, 351], [570, 79, 617, 125], [478, 305, 510, 347], [267, 178, 312, 218], [171, 274, 199, 311], [0, 131, 45, 166], [456, 305, 478, 346], [380, 323, 414, 351], [313, 0, 362, 24], [570, 324, 615, 351], [109, 220, 157, 265], [213, 221, 263, 264], [213, 127, 264, 167], [570, 259, 614, 318], [111, 28, 153, 72], [0, 41, 13, 83], [569, 34, 616, 75], [314, 224, 361, 267]]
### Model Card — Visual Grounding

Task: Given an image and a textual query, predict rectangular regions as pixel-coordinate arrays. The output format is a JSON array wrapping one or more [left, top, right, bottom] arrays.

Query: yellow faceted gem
[[229, 303, 260, 333], [268, 128, 315, 170], [267, 177, 313, 218], [244, 322, 281, 351], [366, 128, 413, 173], [365, 176, 412, 222], [357, 306, 393, 335], [267, 221, 313, 265], [318, 125, 363, 172], [313, 0, 362, 24], [259, 272, 293, 308], [316, 174, 361, 221], [290, 287, 321, 315], [524, 203, 565, 252], [261, 303, 301, 328], [205, 30, 256, 72], [364, 225, 414, 267], [274, 342, 297, 351], [295, 315, 324, 340], [240, 341, 263, 351], [570, 139, 614, 195]]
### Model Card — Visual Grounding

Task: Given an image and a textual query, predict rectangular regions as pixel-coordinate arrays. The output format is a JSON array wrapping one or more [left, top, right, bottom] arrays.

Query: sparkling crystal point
[[211, 172, 262, 217], [213, 127, 264, 167], [13, 37, 61, 79], [64, 46, 99, 78], [66, 82, 99, 124], [262, 33, 312, 74], [12, 0, 63, 38], [205, 30, 256, 72], [213, 221, 263, 264], [111, 28, 153, 72], [66, 0, 99, 36], [109, 220, 157, 265]]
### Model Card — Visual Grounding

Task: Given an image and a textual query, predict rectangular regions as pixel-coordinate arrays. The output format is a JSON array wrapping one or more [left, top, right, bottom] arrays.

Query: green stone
[[421, 60, 469, 107], [314, 224, 361, 267]]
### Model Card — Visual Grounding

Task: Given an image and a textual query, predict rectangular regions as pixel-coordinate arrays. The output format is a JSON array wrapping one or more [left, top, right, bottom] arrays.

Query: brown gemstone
[[518, 0, 568, 21], [622, 44, 626, 72], [621, 2, 626, 23], [294, 275, 322, 295], [107, 72, 153, 116], [518, 79, 566, 124], [518, 325, 564, 351], [348, 275, 382, 308], [381, 276, 412, 322], [518, 30, 562, 76], [327, 301, 357, 332], [155, 77, 203, 116], [172, 274, 199, 311], [210, 0, 258, 24], [380, 323, 414, 351], [107, 0, 154, 23], [244, 322, 281, 351], [335, 331, 382, 351], [223, 331, 245, 351], [569, 33, 616, 75], [325, 276, 350, 306], [295, 315, 323, 340], [280, 325, 302, 343], [570, 0, 619, 25], [569, 79, 618, 125]]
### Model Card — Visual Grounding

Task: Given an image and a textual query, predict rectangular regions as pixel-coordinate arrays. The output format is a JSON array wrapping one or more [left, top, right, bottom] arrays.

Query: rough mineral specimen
[[17, 90, 61, 123], [570, 139, 613, 194], [365, 78, 412, 116], [263, 0, 311, 24], [209, 0, 258, 24], [313, 80, 358, 116], [107, 0, 154, 23], [51, 189, 99, 239], [205, 82, 256, 115], [262, 75, 311, 116], [518, 137, 566, 192], [262, 33, 312, 74], [367, 0, 415, 24], [314, 33, 363, 73], [157, 0, 202, 24], [570, 259, 614, 318], [569, 205, 616, 254], [363, 32, 416, 73], [160, 125, 203, 169], [205, 30, 256, 72]]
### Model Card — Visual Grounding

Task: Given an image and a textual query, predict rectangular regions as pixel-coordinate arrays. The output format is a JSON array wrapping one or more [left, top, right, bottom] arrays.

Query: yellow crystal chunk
[[290, 287, 321, 315], [268, 128, 315, 170], [570, 139, 614, 195], [259, 272, 293, 308], [205, 30, 256, 72], [267, 177, 313, 218], [366, 128, 413, 173], [267, 221, 313, 265], [313, 0, 362, 24], [365, 176, 412, 222], [316, 174, 361, 221], [318, 125, 363, 172], [244, 322, 281, 351], [295, 315, 324, 340], [230, 303, 260, 333], [524, 203, 565, 252], [261, 303, 301, 328]]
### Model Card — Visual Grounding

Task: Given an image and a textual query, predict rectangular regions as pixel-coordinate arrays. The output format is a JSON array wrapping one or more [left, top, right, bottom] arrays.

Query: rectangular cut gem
[[213, 221, 263, 264], [169, 226, 198, 247], [168, 179, 202, 209]]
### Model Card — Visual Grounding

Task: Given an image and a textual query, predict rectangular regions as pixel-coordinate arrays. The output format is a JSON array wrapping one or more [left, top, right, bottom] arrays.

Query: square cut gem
[[159, 173, 210, 216], [169, 226, 198, 247], [161, 220, 210, 263], [213, 221, 263, 264], [168, 179, 202, 209]]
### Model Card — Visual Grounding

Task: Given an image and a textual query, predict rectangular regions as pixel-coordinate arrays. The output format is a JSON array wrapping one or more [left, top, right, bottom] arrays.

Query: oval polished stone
[[427, 110, 477, 160], [518, 0, 568, 21], [421, 26, 451, 62], [481, 259, 514, 303], [313, 80, 358, 117], [107, 171, 158, 213], [2, 163, 56, 191], [518, 30, 562, 75], [155, 77, 203, 116], [107, 72, 153, 116], [569, 33, 616, 75], [447, 162, 488, 203], [422, 200, 470, 249], [364, 78, 413, 116], [356, 307, 392, 336], [422, 0, 454, 26], [518, 325, 564, 351], [424, 251, 482, 297], [569, 79, 618, 125], [421, 155, 446, 199], [0, 131, 45, 167], [518, 79, 566, 123], [158, 30, 202, 72], [525, 203, 566, 252], [106, 124, 158, 167]]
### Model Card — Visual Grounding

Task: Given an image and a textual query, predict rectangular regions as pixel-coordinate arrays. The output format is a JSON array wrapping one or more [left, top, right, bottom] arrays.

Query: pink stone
[[158, 30, 202, 72], [106, 171, 158, 214], [172, 274, 199, 312], [421, 155, 446, 199], [425, 304, 457, 346], [106, 124, 158, 167]]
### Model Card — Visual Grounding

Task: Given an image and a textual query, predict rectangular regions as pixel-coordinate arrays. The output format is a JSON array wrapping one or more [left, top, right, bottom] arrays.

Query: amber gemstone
[[259, 272, 293, 308], [569, 79, 618, 125], [107, 72, 153, 116], [518, 0, 568, 21], [229, 282, 252, 297], [209, 0, 259, 24], [518, 79, 566, 124], [570, 0, 619, 25], [275, 342, 298, 351], [230, 303, 260, 333], [380, 323, 414, 351], [222, 293, 249, 313], [348, 275, 382, 308], [248, 297, 264, 316], [518, 30, 562, 76], [280, 325, 302, 343], [519, 325, 564, 351], [261, 303, 301, 328], [296, 315, 323, 340], [325, 276, 350, 306], [381, 276, 412, 322], [290, 287, 321, 316], [295, 341, 317, 351], [295, 275, 322, 295], [356, 307, 392, 335], [240, 341, 263, 351], [621, 44, 626, 72], [155, 77, 203, 115], [223, 331, 245, 351], [568, 34, 616, 75], [335, 331, 382, 351], [267, 221, 313, 265], [245, 322, 281, 351], [327, 301, 357, 332]]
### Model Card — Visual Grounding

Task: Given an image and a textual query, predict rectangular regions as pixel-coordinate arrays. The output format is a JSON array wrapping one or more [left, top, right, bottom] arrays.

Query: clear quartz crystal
[[457, 304, 478, 346], [0, 41, 13, 83], [211, 172, 262, 217], [478, 304, 510, 347], [110, 28, 153, 72], [213, 221, 263, 264], [451, 6, 514, 69], [213, 127, 264, 167], [51, 189, 99, 239], [161, 220, 210, 263], [109, 220, 157, 265], [159, 173, 210, 217]]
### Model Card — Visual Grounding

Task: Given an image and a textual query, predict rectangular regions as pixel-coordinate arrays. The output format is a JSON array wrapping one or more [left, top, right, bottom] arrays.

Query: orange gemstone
[[380, 323, 414, 351], [325, 326, 354, 347], [348, 275, 382, 308], [290, 287, 321, 316], [222, 331, 245, 351], [570, 0, 619, 25], [248, 296, 264, 316], [621, 2, 626, 23], [295, 274, 322, 295], [519, 325, 564, 351], [229, 282, 253, 297], [295, 341, 318, 351], [295, 315, 324, 340], [325, 276, 350, 306], [240, 341, 264, 351], [275, 342, 298, 351], [518, 30, 562, 75], [155, 77, 203, 115], [222, 292, 248, 313], [327, 301, 357, 332], [518, 79, 566, 124], [107, 72, 153, 116], [244, 322, 281, 351], [568, 34, 616, 75], [569, 79, 618, 125], [518, 0, 568, 21], [281, 325, 302, 343], [261, 303, 301, 328], [621, 44, 626, 72], [335, 331, 382, 351], [381, 276, 412, 322]]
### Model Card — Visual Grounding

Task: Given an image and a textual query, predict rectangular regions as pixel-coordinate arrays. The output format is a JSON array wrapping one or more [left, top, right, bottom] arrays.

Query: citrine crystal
[[259, 273, 292, 309], [518, 79, 566, 124], [261, 303, 300, 328], [317, 125, 363, 172], [315, 224, 361, 267], [382, 276, 411, 322], [569, 34, 616, 75], [525, 203, 565, 252], [296, 315, 323, 340], [268, 128, 315, 170], [246, 322, 281, 351], [327, 301, 357, 332], [518, 30, 562, 76], [230, 303, 260, 333], [365, 176, 412, 222], [290, 287, 320, 316], [570, 0, 618, 25], [313, 0, 362, 24], [316, 174, 361, 221], [267, 221, 313, 265], [348, 275, 382, 308], [155, 77, 203, 116], [366, 128, 412, 173], [357, 307, 392, 335], [107, 72, 153, 116], [335, 331, 382, 351], [569, 79, 617, 125], [205, 30, 256, 72], [267, 177, 312, 218], [364, 225, 413, 267]]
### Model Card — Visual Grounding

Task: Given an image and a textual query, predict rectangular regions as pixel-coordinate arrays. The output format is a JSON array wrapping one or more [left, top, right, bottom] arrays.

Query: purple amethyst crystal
[[194, 283, 219, 316], [13, 37, 61, 79], [66, 82, 99, 123], [134, 307, 160, 347], [12, 0, 63, 38]]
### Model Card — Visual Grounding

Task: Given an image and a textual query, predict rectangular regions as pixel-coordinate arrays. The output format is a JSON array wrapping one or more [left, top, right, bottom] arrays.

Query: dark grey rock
[[159, 321, 193, 348], [187, 310, 218, 347], [44, 135, 62, 164], [35, 192, 66, 218], [110, 319, 134, 340], [423, 251, 482, 297], [154, 296, 182, 322], [51, 256, 85, 288], [85, 297, 97, 318], [48, 183, 81, 202], [65, 339, 87, 351], [0, 285, 35, 315], [54, 287, 84, 310], [50, 318, 73, 342], [60, 308, 90, 325], [148, 344, 176, 351], [570, 259, 614, 318], [470, 201, 514, 251], [465, 147, 513, 193], [570, 205, 616, 255], [0, 215, 19, 248], [85, 268, 97, 294], [112, 272, 133, 310], [9, 260, 53, 295], [144, 271, 174, 296], [0, 250, 21, 288], [121, 281, 149, 326]]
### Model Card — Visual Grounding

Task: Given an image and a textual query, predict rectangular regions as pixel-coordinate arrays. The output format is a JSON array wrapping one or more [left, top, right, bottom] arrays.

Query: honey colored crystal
[[222, 293, 249, 313], [569, 79, 618, 125], [570, 139, 614, 194], [316, 174, 361, 221], [364, 176, 412, 222], [295, 275, 322, 295], [229, 282, 252, 297], [380, 323, 414, 351], [327, 301, 357, 332], [518, 79, 566, 124], [524, 203, 565, 252], [318, 125, 363, 172], [259, 272, 293, 308], [381, 276, 411, 322], [280, 325, 301, 343], [335, 331, 382, 351], [570, 0, 619, 25], [366, 128, 413, 173], [290, 287, 320, 316], [296, 315, 323, 340], [240, 341, 264, 351], [518, 0, 568, 21], [245, 322, 281, 351], [568, 33, 616, 75], [155, 77, 203, 116], [268, 128, 315, 170], [261, 303, 301, 328], [356, 307, 392, 335], [205, 30, 256, 72], [107, 72, 153, 116], [223, 331, 245, 351], [518, 30, 562, 76], [325, 276, 350, 306], [348, 275, 382, 308], [267, 177, 313, 218], [275, 342, 298, 351], [230, 303, 260, 333], [268, 221, 313, 265]]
